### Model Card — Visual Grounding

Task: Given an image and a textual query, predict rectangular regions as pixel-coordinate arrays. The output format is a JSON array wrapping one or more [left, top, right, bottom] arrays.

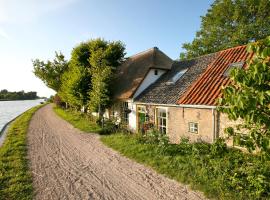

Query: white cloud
[[0, 0, 78, 24]]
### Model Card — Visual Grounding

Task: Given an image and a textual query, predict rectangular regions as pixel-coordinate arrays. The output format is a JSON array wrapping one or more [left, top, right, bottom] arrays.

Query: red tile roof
[[178, 45, 252, 106]]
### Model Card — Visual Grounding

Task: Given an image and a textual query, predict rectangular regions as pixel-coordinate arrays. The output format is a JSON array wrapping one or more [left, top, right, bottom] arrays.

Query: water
[[0, 99, 43, 132]]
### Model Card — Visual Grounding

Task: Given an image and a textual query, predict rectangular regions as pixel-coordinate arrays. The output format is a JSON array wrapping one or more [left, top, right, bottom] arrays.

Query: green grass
[[53, 106, 102, 133], [0, 105, 43, 200], [101, 133, 270, 200]]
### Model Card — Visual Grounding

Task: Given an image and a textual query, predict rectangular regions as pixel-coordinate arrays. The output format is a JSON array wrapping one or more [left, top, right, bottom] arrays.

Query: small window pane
[[189, 122, 198, 134]]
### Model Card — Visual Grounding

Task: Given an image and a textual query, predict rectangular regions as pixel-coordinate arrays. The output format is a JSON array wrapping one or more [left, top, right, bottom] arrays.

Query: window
[[157, 108, 167, 134], [154, 69, 158, 75], [122, 102, 129, 124], [224, 62, 244, 77], [189, 122, 198, 134], [166, 69, 188, 85]]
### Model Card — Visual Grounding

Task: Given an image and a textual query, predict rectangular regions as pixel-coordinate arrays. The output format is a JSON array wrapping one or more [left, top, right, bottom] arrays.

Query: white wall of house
[[133, 69, 166, 98], [128, 101, 137, 131]]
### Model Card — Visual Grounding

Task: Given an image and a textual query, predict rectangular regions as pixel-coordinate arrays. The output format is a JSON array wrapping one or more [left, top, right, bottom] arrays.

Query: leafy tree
[[33, 52, 68, 91], [88, 39, 125, 117], [58, 43, 92, 110], [181, 0, 270, 59], [58, 39, 125, 113], [219, 36, 270, 156]]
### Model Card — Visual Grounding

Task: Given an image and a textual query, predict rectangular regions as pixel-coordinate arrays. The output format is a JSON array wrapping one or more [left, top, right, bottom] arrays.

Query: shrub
[[139, 129, 169, 147], [100, 120, 118, 135]]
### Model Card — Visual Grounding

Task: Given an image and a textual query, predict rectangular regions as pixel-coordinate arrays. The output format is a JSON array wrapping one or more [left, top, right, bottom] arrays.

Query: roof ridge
[[127, 47, 157, 59], [177, 44, 247, 62], [218, 44, 247, 53]]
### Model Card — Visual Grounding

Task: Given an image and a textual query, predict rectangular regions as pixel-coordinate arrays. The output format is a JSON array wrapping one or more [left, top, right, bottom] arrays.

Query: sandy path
[[27, 104, 206, 200]]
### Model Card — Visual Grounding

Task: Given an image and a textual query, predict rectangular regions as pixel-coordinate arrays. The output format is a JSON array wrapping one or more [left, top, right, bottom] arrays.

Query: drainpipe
[[212, 108, 216, 143]]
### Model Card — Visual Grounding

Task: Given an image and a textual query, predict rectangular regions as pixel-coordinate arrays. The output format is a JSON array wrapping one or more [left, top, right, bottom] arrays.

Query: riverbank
[[0, 119, 14, 147], [0, 105, 43, 199]]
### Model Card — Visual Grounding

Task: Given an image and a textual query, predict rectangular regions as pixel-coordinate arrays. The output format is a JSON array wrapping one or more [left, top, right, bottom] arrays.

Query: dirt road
[[27, 104, 206, 200]]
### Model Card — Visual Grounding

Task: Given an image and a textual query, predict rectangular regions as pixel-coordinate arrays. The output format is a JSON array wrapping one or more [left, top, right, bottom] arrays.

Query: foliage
[[0, 105, 43, 199], [33, 52, 68, 92], [58, 43, 92, 109], [181, 0, 270, 59], [57, 39, 125, 112], [102, 133, 270, 199], [99, 120, 119, 135], [138, 129, 169, 147], [0, 89, 38, 100], [53, 106, 102, 133], [88, 39, 125, 115], [219, 36, 270, 155], [53, 94, 65, 107]]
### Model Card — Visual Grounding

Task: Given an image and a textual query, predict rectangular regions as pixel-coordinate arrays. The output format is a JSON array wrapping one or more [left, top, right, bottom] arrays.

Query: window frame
[[188, 122, 198, 134], [121, 102, 129, 124], [156, 107, 167, 134]]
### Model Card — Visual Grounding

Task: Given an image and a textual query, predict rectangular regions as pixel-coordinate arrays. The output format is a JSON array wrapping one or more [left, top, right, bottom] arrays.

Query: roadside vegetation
[[0, 105, 43, 200], [53, 106, 102, 133]]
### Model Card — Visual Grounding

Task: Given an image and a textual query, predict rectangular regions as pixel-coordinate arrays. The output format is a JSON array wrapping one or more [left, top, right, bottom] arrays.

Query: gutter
[[135, 102, 216, 109]]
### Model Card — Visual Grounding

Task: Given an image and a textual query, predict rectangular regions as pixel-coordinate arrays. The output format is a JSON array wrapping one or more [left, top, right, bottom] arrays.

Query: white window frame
[[122, 102, 129, 124], [156, 107, 167, 134], [189, 122, 198, 134]]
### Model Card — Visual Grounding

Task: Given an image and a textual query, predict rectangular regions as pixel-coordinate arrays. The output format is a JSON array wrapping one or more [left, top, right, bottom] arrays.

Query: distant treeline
[[0, 89, 39, 100]]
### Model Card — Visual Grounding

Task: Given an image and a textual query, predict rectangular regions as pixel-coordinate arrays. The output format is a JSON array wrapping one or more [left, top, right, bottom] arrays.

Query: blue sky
[[0, 0, 213, 97]]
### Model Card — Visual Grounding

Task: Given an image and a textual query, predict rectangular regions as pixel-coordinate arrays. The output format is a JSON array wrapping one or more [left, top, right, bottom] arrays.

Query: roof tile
[[178, 45, 251, 105]]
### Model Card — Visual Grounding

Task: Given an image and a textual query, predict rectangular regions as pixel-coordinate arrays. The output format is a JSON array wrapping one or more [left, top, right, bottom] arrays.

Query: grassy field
[[0, 105, 43, 200], [53, 106, 102, 133]]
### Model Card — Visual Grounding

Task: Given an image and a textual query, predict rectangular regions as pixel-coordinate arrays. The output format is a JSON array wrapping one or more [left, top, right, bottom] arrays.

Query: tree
[[33, 52, 68, 91], [58, 43, 92, 110], [58, 39, 125, 113], [219, 36, 270, 156], [181, 0, 270, 59], [88, 39, 125, 117]]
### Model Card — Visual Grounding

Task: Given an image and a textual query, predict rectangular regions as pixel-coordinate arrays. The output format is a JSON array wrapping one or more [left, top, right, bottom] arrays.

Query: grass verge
[[0, 105, 43, 200], [53, 106, 102, 133], [101, 133, 270, 200]]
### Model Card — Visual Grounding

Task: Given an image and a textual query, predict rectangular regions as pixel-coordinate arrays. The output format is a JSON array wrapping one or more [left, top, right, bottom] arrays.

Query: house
[[111, 47, 173, 131], [135, 53, 218, 143], [111, 45, 251, 144]]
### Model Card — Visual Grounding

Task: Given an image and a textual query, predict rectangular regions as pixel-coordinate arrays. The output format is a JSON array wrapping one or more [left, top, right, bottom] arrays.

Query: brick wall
[[167, 107, 214, 143]]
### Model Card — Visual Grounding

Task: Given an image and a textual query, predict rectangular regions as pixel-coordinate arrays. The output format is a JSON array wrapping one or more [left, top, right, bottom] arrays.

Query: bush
[[100, 120, 118, 135], [138, 129, 169, 147]]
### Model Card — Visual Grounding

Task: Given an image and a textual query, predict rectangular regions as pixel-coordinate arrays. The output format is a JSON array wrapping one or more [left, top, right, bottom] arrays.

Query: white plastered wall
[[133, 69, 166, 98]]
